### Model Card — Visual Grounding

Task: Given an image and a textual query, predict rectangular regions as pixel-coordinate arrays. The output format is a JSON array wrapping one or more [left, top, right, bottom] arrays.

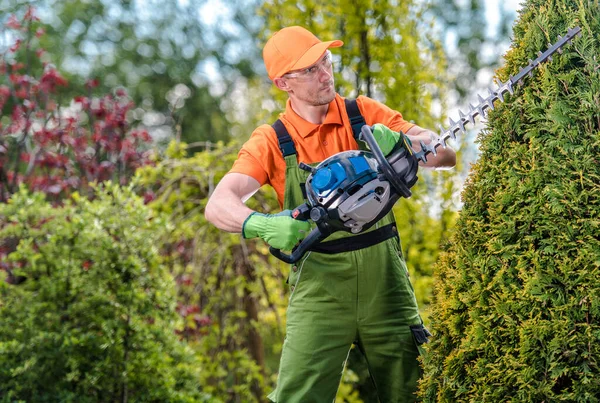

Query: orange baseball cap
[[263, 26, 343, 80]]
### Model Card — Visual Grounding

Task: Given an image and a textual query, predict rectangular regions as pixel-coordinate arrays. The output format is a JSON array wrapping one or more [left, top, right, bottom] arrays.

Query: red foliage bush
[[0, 7, 153, 203]]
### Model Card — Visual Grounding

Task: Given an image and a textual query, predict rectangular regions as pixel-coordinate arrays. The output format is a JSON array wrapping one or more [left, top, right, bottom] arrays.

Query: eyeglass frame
[[282, 51, 333, 80]]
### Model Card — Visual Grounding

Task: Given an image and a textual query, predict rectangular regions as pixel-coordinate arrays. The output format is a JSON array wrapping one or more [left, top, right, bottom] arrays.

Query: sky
[[486, 0, 523, 35]]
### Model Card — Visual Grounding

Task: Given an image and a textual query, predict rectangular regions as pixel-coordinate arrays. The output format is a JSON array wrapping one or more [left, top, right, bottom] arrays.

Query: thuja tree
[[420, 1, 600, 402], [0, 184, 207, 402]]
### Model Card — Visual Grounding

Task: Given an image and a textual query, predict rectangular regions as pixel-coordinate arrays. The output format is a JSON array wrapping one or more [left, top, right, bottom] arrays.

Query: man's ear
[[273, 77, 291, 92]]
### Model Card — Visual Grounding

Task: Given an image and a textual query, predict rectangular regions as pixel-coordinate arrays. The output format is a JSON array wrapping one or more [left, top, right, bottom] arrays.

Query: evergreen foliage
[[0, 185, 206, 402], [421, 1, 600, 401]]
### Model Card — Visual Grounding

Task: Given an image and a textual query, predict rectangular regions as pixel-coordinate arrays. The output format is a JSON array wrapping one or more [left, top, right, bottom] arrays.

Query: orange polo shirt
[[229, 94, 415, 207]]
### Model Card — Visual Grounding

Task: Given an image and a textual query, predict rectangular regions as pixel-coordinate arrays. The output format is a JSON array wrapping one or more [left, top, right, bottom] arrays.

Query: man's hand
[[404, 125, 456, 169], [242, 210, 311, 250], [371, 123, 411, 156]]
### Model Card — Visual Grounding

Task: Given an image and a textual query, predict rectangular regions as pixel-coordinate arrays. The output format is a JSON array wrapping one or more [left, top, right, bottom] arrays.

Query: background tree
[[0, 0, 265, 145], [420, 1, 600, 401], [0, 7, 152, 204], [135, 142, 284, 402], [428, 0, 514, 100], [260, 0, 447, 125]]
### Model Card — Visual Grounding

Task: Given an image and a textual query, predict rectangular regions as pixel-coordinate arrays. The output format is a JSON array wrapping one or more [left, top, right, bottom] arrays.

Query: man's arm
[[405, 125, 457, 169], [205, 173, 261, 233], [205, 172, 311, 250]]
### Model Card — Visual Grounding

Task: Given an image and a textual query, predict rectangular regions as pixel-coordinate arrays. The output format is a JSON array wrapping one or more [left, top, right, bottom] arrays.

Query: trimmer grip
[[359, 125, 412, 198], [269, 226, 323, 264]]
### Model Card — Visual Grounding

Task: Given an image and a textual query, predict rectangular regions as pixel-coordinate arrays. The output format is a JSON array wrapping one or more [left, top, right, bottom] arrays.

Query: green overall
[[268, 148, 425, 402]]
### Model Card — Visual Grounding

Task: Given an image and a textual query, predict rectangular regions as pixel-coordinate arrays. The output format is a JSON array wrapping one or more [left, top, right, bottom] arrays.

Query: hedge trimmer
[[414, 26, 582, 163], [270, 26, 582, 264]]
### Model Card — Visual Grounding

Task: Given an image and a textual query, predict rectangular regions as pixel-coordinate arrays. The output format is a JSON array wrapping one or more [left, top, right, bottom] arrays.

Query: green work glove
[[371, 123, 412, 156], [242, 210, 311, 251]]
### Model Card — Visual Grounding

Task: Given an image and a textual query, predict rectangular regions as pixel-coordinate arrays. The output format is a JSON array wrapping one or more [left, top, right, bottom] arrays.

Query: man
[[205, 26, 455, 403]]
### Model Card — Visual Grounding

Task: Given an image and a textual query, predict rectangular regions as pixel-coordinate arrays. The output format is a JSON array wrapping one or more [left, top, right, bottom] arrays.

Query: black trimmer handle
[[359, 125, 412, 198], [269, 226, 324, 264]]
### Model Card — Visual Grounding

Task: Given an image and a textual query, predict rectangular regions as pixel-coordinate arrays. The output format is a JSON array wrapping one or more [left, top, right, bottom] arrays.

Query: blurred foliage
[[421, 1, 600, 401], [428, 0, 515, 100], [0, 7, 152, 203], [0, 0, 265, 145], [0, 184, 208, 402], [135, 141, 286, 402]]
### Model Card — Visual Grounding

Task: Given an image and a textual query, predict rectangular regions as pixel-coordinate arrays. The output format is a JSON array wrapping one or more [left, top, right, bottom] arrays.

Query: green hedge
[[420, 1, 600, 401], [0, 185, 208, 402]]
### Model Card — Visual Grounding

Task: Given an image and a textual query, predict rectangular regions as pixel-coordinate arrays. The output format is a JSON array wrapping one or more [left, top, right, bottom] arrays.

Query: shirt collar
[[281, 94, 344, 138]]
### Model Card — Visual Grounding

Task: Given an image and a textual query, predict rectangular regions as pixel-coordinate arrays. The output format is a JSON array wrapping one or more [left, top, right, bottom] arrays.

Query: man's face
[[282, 51, 336, 106]]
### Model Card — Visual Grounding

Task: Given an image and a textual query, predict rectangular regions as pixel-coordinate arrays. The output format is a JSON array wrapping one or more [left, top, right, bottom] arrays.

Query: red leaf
[[9, 39, 22, 53], [0, 85, 11, 110], [85, 79, 99, 89], [15, 88, 28, 99], [5, 15, 21, 30], [23, 6, 39, 22], [39, 68, 68, 92], [143, 191, 156, 204], [11, 63, 24, 72]]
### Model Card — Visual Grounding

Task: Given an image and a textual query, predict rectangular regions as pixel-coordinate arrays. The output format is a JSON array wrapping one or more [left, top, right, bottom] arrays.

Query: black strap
[[344, 98, 366, 140], [299, 183, 307, 199], [309, 223, 398, 254], [272, 119, 297, 157], [273, 100, 365, 198], [273, 98, 365, 156]]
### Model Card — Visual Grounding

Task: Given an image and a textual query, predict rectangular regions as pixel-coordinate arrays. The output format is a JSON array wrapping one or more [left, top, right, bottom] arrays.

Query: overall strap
[[273, 99, 365, 155], [272, 119, 307, 205], [273, 119, 297, 157], [344, 98, 366, 140]]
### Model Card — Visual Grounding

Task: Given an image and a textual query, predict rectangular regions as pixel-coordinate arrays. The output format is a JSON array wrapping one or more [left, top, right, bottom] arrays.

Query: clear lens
[[284, 51, 333, 80]]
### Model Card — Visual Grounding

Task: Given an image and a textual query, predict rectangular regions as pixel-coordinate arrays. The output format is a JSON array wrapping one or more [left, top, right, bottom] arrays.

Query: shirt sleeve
[[228, 125, 276, 186], [356, 95, 416, 134]]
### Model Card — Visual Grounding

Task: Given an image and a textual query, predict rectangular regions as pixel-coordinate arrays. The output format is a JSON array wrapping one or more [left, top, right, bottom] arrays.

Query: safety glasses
[[283, 51, 333, 81]]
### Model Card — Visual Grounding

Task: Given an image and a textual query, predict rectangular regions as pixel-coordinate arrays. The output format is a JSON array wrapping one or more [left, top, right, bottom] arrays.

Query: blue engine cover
[[306, 151, 378, 208]]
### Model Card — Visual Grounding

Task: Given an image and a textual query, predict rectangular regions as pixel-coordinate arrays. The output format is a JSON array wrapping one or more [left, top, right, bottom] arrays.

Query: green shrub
[[420, 1, 600, 402], [0, 185, 208, 402]]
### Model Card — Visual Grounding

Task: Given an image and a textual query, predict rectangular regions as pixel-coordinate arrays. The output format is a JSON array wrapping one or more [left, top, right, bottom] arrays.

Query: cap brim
[[289, 40, 343, 72]]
